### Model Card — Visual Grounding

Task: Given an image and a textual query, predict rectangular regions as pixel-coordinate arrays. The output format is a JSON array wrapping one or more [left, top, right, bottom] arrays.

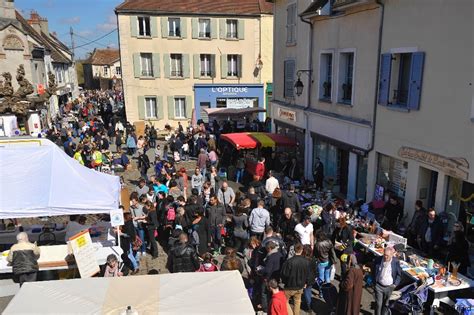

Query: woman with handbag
[[144, 201, 159, 259]]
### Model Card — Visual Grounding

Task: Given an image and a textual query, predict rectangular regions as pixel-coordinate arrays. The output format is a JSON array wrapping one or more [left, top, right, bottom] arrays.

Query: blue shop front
[[194, 84, 265, 123]]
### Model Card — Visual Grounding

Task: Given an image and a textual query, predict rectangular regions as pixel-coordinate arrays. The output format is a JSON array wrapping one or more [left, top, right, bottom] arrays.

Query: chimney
[[27, 10, 48, 35], [0, 0, 16, 19]]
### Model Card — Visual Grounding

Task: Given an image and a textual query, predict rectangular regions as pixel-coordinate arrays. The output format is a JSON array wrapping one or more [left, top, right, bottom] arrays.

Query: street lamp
[[294, 70, 312, 97]]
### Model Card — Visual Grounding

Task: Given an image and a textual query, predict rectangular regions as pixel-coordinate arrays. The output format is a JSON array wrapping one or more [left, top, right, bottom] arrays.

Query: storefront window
[[313, 138, 339, 187], [356, 156, 368, 200], [275, 121, 305, 173], [376, 153, 408, 200]]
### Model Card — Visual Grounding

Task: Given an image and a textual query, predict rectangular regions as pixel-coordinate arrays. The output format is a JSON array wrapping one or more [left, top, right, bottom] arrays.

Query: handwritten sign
[[69, 230, 100, 278], [398, 147, 469, 180]]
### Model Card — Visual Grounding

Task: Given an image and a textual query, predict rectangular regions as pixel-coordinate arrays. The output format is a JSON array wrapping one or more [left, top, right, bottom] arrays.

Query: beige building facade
[[366, 0, 474, 225], [116, 0, 273, 129], [269, 0, 381, 200]]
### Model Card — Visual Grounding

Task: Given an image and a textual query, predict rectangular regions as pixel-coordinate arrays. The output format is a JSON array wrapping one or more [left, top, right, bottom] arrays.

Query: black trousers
[[147, 228, 158, 258], [18, 272, 37, 287]]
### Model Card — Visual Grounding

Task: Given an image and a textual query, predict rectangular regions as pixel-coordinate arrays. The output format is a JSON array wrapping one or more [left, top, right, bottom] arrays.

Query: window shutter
[[185, 96, 193, 118], [150, 17, 158, 37], [183, 54, 190, 78], [407, 52, 425, 110], [138, 96, 145, 119], [192, 18, 198, 39], [221, 54, 228, 78], [180, 18, 187, 39], [238, 20, 245, 40], [167, 96, 175, 119], [219, 19, 226, 39], [210, 54, 216, 78], [152, 53, 160, 78], [284, 60, 295, 98], [193, 54, 200, 78], [378, 53, 392, 106], [157, 96, 164, 120], [130, 16, 138, 37], [133, 53, 141, 78], [211, 18, 217, 39], [163, 53, 170, 78], [161, 17, 168, 38], [237, 55, 243, 78]]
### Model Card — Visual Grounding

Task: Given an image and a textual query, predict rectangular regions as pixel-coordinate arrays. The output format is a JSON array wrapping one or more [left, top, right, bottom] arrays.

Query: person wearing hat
[[336, 254, 363, 315]]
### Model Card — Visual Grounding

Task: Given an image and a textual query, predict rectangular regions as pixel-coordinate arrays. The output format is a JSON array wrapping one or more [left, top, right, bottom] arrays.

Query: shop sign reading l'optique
[[278, 108, 297, 122], [398, 146, 469, 180]]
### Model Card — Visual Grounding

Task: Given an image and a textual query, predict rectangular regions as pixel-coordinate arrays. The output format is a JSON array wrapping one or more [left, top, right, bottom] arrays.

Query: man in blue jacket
[[374, 246, 402, 315]]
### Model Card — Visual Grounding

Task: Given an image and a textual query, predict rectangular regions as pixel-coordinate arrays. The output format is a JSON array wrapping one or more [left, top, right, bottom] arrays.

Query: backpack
[[166, 207, 176, 221]]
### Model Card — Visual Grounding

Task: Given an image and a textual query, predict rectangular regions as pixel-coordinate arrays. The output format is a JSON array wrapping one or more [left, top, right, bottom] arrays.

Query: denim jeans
[[235, 168, 244, 183], [318, 261, 331, 283], [200, 167, 207, 178], [303, 281, 315, 308], [136, 228, 146, 253], [128, 244, 138, 270]]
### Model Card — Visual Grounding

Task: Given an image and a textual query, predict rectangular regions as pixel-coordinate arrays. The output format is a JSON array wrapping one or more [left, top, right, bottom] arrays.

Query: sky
[[15, 0, 123, 59]]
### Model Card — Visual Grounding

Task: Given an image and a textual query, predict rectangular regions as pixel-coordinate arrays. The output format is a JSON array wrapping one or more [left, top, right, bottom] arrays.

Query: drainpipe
[[299, 14, 314, 179], [368, 0, 385, 152]]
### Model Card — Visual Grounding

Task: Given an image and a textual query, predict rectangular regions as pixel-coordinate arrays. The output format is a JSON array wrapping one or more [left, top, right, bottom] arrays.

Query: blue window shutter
[[378, 53, 392, 106], [407, 52, 425, 110]]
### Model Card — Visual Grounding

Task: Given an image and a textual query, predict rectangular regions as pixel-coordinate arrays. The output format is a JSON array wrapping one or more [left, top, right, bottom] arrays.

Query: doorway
[[418, 167, 438, 209]]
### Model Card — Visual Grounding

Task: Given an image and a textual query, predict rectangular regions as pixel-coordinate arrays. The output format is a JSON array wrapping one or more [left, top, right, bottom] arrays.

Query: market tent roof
[[203, 107, 266, 116], [0, 138, 121, 219], [4, 271, 254, 314], [220, 132, 259, 150], [220, 132, 297, 150]]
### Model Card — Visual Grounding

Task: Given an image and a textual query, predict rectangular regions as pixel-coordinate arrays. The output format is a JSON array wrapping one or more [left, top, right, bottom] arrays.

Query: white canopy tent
[[3, 271, 254, 314], [0, 138, 121, 219]]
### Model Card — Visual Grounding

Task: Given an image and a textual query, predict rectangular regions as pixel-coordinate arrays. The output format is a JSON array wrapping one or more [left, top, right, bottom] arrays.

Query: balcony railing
[[342, 83, 352, 102], [322, 81, 332, 98], [141, 70, 153, 77], [226, 32, 238, 39], [171, 70, 183, 77], [199, 32, 211, 38], [392, 89, 408, 105], [169, 30, 181, 37], [200, 71, 211, 77]]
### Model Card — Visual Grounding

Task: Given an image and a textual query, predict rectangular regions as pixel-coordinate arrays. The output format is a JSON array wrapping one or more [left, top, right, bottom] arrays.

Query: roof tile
[[116, 0, 273, 15]]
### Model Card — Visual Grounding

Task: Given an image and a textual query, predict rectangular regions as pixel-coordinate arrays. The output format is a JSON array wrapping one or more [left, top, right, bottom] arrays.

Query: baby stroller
[[389, 277, 434, 315]]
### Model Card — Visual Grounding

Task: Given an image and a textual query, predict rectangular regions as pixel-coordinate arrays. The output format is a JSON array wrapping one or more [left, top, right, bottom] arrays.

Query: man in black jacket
[[206, 195, 226, 250], [7, 232, 40, 286], [280, 184, 301, 213], [280, 243, 312, 315], [166, 233, 200, 273], [259, 242, 284, 312], [417, 208, 443, 256]]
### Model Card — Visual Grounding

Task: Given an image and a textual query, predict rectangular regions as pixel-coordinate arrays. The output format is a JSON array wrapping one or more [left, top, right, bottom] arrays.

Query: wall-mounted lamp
[[294, 70, 312, 97]]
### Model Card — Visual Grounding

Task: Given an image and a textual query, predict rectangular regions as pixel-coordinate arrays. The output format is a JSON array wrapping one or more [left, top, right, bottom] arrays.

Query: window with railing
[[170, 54, 183, 77], [198, 19, 211, 38], [226, 19, 238, 39], [174, 98, 186, 118], [319, 53, 333, 100], [138, 16, 151, 37], [145, 97, 157, 118], [227, 54, 241, 77], [168, 18, 181, 37], [200, 54, 211, 77], [140, 53, 153, 77], [339, 52, 354, 104]]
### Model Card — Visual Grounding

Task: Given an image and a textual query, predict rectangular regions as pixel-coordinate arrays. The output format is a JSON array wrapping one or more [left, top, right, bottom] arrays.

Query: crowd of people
[[12, 89, 467, 315]]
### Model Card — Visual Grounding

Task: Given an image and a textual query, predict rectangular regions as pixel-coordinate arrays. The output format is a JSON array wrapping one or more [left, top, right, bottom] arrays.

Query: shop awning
[[220, 132, 297, 150], [203, 107, 266, 116]]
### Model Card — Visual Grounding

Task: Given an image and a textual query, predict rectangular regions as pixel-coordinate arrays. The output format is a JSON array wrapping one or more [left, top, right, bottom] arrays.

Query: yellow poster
[[69, 230, 100, 278]]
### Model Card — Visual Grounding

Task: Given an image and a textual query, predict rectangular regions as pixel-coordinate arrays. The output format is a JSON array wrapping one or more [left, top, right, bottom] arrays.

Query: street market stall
[[0, 138, 121, 219], [219, 132, 297, 178], [3, 271, 254, 314], [0, 138, 123, 293]]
